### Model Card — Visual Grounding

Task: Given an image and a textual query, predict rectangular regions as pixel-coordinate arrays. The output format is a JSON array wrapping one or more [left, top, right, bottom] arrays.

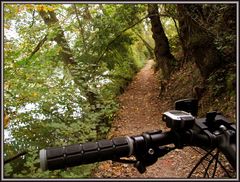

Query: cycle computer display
[[162, 110, 195, 130]]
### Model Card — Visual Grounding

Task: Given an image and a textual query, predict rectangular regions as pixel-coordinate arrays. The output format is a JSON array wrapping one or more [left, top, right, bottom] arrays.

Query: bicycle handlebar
[[39, 112, 236, 172], [40, 136, 133, 171], [40, 130, 174, 171]]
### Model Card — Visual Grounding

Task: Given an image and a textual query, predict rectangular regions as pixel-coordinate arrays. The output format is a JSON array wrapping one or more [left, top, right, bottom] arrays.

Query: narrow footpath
[[92, 60, 229, 178]]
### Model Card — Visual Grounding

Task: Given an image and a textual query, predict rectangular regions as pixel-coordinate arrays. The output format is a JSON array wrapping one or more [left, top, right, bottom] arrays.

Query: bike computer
[[162, 110, 195, 130]]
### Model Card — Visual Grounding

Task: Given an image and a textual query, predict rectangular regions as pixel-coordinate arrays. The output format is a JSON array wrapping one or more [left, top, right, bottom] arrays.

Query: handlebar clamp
[[131, 130, 173, 173]]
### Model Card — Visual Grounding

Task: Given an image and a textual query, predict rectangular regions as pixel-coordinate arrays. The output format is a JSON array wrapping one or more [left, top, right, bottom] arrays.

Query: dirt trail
[[92, 60, 214, 178], [92, 60, 195, 178], [108, 59, 167, 137]]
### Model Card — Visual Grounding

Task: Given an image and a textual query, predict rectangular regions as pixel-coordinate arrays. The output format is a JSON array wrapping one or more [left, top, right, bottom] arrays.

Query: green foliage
[[131, 39, 148, 69], [4, 163, 13, 177], [186, 4, 236, 65], [207, 65, 236, 98], [3, 3, 148, 178]]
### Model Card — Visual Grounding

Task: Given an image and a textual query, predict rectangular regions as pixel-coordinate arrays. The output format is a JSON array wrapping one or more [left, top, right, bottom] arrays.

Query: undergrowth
[[159, 61, 236, 122]]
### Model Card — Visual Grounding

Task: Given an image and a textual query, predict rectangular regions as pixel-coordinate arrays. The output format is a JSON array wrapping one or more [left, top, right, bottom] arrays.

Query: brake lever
[[134, 146, 175, 174], [112, 146, 175, 174], [112, 158, 137, 164], [157, 146, 176, 157]]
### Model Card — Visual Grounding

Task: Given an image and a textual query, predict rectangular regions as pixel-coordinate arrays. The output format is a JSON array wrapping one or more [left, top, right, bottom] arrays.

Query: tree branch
[[132, 30, 154, 58], [28, 34, 48, 60], [96, 14, 149, 63], [96, 12, 177, 64], [4, 151, 28, 164], [133, 30, 153, 50], [39, 10, 77, 66], [29, 10, 36, 28], [73, 4, 86, 49], [42, 108, 66, 123]]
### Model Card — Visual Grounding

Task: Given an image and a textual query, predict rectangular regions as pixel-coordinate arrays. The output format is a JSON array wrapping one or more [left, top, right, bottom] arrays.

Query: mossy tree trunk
[[148, 4, 176, 80]]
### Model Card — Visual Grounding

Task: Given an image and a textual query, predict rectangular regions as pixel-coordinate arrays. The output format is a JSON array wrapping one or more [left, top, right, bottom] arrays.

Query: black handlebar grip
[[40, 136, 133, 171]]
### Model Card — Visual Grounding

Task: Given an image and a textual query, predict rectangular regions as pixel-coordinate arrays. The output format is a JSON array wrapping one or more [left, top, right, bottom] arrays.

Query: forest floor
[[92, 59, 235, 179]]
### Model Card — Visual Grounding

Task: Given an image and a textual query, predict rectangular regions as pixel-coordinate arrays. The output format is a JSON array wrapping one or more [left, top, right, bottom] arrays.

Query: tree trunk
[[39, 9, 104, 139], [39, 10, 77, 67], [147, 4, 176, 79], [39, 10, 94, 101], [177, 5, 223, 79]]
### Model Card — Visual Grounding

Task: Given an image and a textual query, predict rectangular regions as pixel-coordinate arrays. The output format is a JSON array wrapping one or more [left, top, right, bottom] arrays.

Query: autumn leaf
[[4, 114, 10, 128]]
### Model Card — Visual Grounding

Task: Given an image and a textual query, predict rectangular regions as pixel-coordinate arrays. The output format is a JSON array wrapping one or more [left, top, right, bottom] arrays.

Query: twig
[[28, 34, 48, 60], [4, 151, 28, 164], [29, 10, 36, 28]]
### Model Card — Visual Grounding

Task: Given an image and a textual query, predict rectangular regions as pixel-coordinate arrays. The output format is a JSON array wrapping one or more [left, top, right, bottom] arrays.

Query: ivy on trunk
[[148, 4, 176, 80]]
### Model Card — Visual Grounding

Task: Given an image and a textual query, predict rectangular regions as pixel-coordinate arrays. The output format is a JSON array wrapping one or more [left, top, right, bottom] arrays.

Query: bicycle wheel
[[187, 147, 236, 178]]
